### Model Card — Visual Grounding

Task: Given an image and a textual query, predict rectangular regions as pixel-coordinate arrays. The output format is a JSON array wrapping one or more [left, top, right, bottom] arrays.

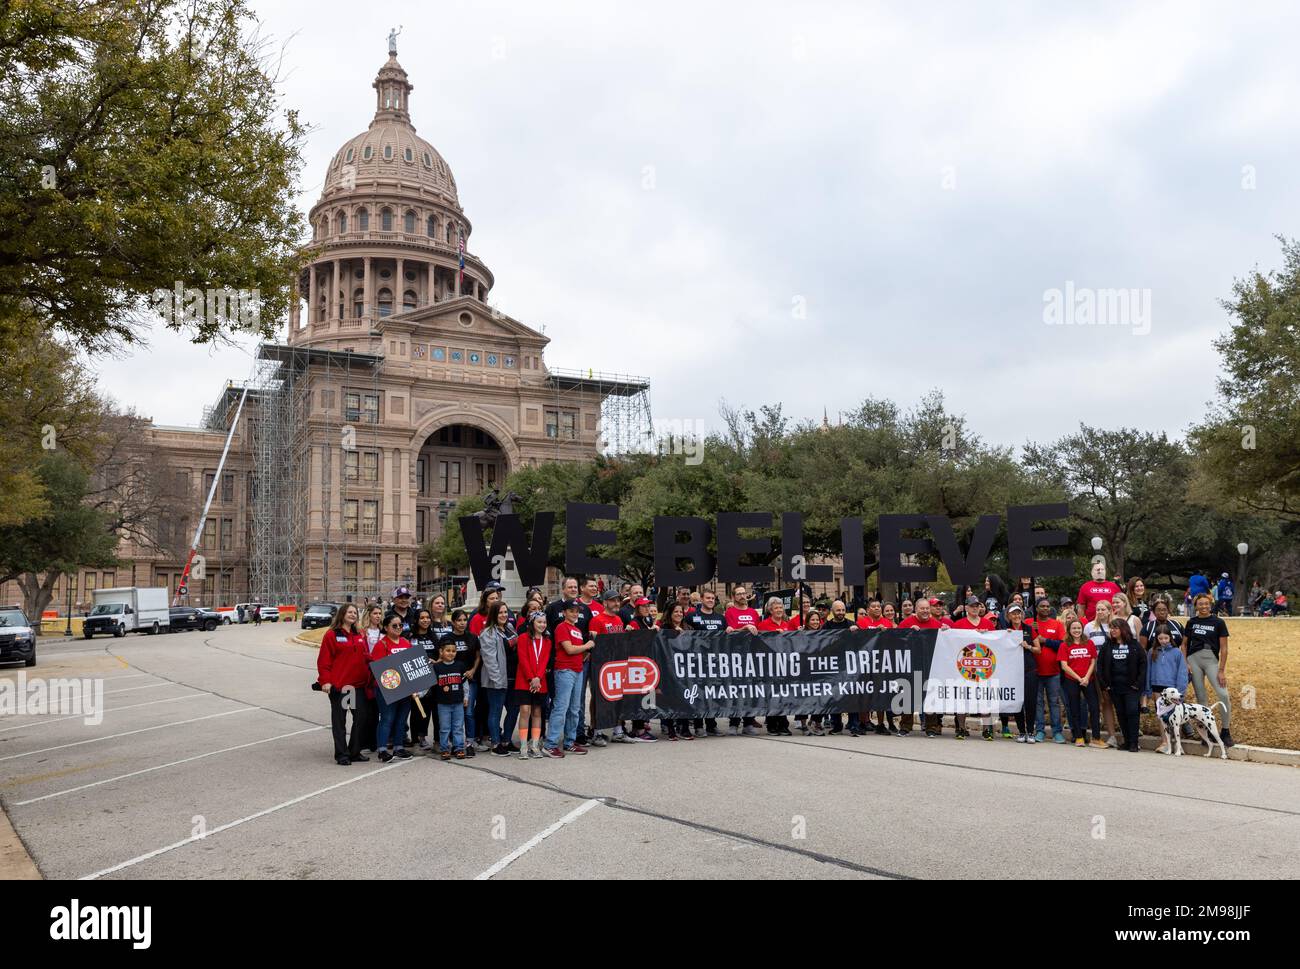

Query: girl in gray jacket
[[477, 601, 517, 756]]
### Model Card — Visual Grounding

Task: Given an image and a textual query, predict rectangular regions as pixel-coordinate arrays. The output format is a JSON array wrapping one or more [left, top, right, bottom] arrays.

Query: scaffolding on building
[[545, 368, 653, 457]]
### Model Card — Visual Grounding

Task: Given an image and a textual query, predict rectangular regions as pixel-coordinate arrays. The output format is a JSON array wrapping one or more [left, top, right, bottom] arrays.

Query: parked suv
[[300, 603, 339, 630], [0, 606, 36, 667], [168, 607, 205, 633]]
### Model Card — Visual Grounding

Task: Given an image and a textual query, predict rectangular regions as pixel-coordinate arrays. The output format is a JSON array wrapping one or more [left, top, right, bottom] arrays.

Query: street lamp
[[1091, 536, 1103, 551], [63, 572, 73, 637], [1236, 542, 1249, 616]]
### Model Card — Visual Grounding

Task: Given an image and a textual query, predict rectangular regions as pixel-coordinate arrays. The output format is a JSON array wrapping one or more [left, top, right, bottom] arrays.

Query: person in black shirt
[[407, 609, 439, 750], [384, 586, 415, 638], [1099, 618, 1147, 752], [822, 601, 862, 736], [545, 577, 582, 639], [685, 589, 725, 735], [1184, 593, 1234, 747], [437, 610, 481, 757], [432, 641, 469, 760]]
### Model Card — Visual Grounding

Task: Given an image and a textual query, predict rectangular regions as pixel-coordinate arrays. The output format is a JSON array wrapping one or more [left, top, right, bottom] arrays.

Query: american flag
[[458, 227, 465, 289]]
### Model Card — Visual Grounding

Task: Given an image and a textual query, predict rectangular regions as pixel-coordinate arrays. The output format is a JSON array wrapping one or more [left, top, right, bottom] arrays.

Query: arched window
[[345, 147, 354, 163], [337, 212, 348, 233], [362, 145, 372, 161], [404, 210, 415, 233], [403, 289, 417, 313], [381, 208, 393, 231], [423, 151, 432, 168], [357, 208, 369, 231], [377, 288, 393, 317], [383, 144, 393, 161], [446, 222, 455, 243], [426, 215, 436, 237], [404, 147, 414, 163], [353, 288, 364, 318]]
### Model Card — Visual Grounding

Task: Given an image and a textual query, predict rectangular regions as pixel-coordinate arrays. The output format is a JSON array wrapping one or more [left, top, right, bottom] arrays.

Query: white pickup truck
[[83, 587, 172, 638]]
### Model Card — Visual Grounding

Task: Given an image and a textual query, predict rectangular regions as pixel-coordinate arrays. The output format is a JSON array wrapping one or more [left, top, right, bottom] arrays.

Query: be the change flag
[[922, 629, 1025, 715], [369, 648, 437, 705]]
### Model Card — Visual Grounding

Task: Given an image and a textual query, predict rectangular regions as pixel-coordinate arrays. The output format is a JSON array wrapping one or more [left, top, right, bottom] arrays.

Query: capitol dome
[[293, 38, 495, 349]]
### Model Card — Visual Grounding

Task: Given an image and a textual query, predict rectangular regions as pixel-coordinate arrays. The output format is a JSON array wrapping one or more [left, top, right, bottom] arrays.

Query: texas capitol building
[[3, 39, 650, 613]]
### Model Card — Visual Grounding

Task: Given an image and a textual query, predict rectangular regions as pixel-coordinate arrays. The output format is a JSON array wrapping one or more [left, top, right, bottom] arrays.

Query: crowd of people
[[315, 562, 1238, 766]]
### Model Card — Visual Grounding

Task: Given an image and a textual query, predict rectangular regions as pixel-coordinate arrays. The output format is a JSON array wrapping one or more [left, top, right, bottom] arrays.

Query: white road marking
[[0, 707, 257, 762], [474, 799, 603, 880], [102, 683, 175, 696], [13, 726, 326, 806], [80, 759, 410, 879], [0, 693, 209, 733]]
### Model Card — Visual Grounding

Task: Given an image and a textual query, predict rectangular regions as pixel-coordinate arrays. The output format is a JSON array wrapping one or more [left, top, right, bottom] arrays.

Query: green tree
[[1022, 426, 1188, 580], [0, 452, 118, 629], [1189, 236, 1300, 520], [0, 313, 105, 526], [0, 0, 309, 349]]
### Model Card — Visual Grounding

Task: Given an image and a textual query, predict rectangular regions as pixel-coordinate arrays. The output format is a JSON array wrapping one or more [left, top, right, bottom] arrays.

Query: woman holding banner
[[758, 597, 796, 736], [316, 604, 371, 766], [661, 603, 696, 740], [999, 603, 1039, 742], [795, 608, 826, 736], [371, 615, 416, 762]]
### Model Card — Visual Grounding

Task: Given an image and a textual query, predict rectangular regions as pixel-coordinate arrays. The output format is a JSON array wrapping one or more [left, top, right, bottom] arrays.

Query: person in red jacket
[[317, 603, 372, 766], [515, 611, 552, 760], [951, 597, 996, 631], [1076, 557, 1122, 624]]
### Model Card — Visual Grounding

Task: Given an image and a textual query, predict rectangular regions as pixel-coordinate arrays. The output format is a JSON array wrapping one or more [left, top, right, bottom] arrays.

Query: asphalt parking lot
[[2, 622, 1299, 880]]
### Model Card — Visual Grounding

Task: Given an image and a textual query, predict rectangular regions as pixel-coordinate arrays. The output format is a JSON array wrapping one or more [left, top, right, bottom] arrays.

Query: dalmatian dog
[[1158, 688, 1228, 760]]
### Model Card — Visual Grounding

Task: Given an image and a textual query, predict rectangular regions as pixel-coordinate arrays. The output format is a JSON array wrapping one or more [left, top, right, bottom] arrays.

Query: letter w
[[459, 512, 556, 588]]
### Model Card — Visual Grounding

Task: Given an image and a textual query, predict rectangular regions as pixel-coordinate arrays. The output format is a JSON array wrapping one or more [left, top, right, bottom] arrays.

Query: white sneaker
[[518, 741, 529, 761], [1015, 733, 1028, 744], [417, 738, 432, 750], [528, 739, 544, 759], [1105, 735, 1119, 749], [729, 725, 740, 736], [611, 730, 635, 744], [742, 725, 759, 736]]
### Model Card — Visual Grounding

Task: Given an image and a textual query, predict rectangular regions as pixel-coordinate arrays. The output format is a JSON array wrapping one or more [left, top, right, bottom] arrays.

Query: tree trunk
[[18, 571, 61, 636]]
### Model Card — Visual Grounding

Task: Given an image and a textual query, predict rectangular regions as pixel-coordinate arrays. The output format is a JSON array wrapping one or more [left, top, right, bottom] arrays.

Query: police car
[[0, 605, 37, 667]]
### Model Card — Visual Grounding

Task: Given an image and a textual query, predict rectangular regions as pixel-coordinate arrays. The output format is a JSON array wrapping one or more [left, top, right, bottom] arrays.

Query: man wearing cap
[[586, 587, 628, 746], [1026, 597, 1067, 743], [623, 597, 659, 742], [384, 587, 414, 638], [900, 597, 946, 737], [543, 599, 595, 758], [684, 588, 725, 736]]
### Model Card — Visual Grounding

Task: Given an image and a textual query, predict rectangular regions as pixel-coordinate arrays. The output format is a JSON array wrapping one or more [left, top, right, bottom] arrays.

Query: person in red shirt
[[1076, 558, 1122, 624], [1026, 597, 1067, 743], [623, 598, 659, 742], [900, 597, 945, 737], [757, 597, 796, 736], [370, 614, 417, 762], [587, 587, 627, 746], [856, 598, 897, 736], [316, 603, 372, 765], [515, 611, 552, 760], [544, 600, 594, 758], [1058, 619, 1102, 747], [724, 586, 761, 735], [951, 597, 996, 631]]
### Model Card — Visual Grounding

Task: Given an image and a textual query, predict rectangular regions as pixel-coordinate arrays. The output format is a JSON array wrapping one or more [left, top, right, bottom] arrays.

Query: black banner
[[369, 649, 437, 704], [590, 627, 936, 728]]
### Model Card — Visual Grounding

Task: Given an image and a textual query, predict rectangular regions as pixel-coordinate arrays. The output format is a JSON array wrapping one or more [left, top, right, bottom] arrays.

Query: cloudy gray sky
[[98, 0, 1300, 450]]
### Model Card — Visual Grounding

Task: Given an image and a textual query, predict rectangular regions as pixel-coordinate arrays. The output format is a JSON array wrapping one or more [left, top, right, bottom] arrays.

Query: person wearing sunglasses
[[371, 615, 417, 762]]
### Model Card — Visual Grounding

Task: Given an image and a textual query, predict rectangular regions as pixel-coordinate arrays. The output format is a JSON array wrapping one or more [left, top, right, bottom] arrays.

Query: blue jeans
[[377, 694, 412, 750], [574, 667, 588, 738], [437, 703, 466, 752], [545, 668, 584, 750], [463, 681, 478, 740], [483, 687, 507, 745], [1036, 673, 1063, 735]]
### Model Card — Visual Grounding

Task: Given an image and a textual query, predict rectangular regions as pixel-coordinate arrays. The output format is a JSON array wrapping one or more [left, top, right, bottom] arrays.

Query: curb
[[1136, 733, 1298, 766], [0, 804, 41, 880]]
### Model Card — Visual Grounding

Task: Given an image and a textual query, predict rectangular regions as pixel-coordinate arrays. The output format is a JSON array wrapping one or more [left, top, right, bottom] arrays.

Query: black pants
[[1001, 664, 1040, 734], [728, 717, 758, 727], [1111, 688, 1142, 749], [693, 717, 718, 732], [359, 693, 378, 752], [409, 692, 431, 742], [328, 687, 369, 759], [1062, 678, 1101, 740], [766, 715, 790, 733]]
